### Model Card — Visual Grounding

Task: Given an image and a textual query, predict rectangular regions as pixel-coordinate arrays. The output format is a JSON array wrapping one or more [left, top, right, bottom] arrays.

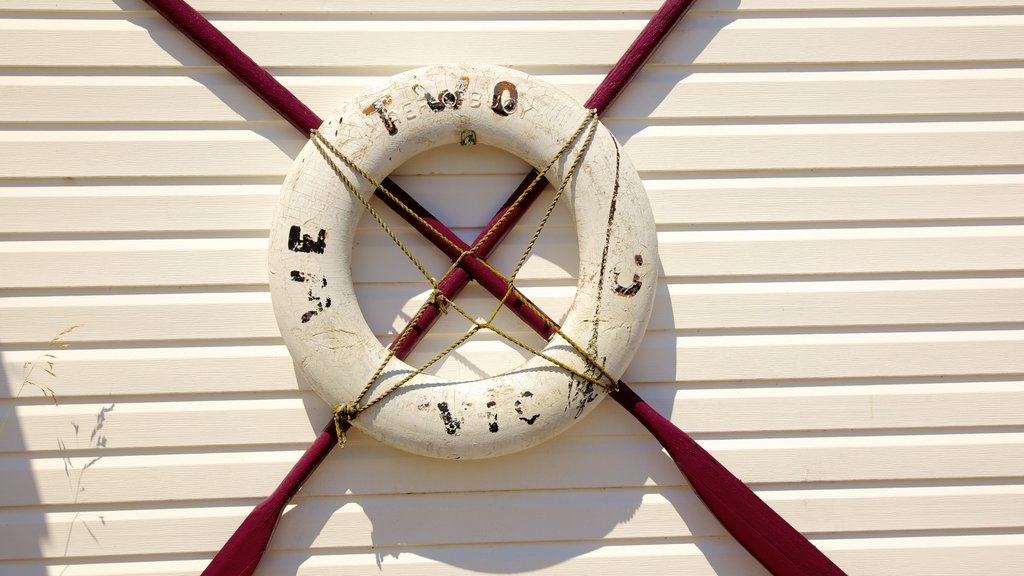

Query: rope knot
[[336, 402, 360, 422], [427, 289, 449, 314], [333, 402, 361, 447]]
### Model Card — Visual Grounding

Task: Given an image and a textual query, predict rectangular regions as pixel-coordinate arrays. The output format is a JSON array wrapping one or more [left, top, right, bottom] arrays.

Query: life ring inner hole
[[349, 142, 580, 381]]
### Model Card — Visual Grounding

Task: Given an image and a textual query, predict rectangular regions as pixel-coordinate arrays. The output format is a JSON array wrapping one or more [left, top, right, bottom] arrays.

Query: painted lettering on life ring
[[270, 64, 657, 460], [290, 270, 332, 323], [413, 75, 470, 112], [490, 81, 518, 116], [363, 95, 398, 135], [288, 225, 326, 254]]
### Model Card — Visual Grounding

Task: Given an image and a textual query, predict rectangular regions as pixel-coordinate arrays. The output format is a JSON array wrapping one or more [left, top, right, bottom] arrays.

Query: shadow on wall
[[120, 0, 740, 573], [277, 278, 685, 573], [122, 7, 308, 160], [269, 423, 696, 572], [0, 347, 50, 575], [1, 326, 116, 576]]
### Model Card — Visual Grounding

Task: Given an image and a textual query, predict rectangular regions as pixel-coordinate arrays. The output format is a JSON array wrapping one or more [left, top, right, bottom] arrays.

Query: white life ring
[[269, 64, 657, 459]]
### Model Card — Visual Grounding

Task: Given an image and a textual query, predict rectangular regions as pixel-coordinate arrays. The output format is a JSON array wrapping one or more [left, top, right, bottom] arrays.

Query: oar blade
[[201, 499, 282, 576], [612, 383, 848, 576], [202, 424, 342, 575]]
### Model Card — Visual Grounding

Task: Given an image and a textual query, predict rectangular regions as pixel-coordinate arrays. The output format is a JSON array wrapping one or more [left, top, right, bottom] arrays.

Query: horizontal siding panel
[[3, 398, 324, 453], [0, 129, 303, 179], [5, 330, 1024, 398], [575, 380, 1024, 435], [6, 380, 1024, 452], [617, 121, 1024, 173], [3, 485, 1023, 559], [5, 278, 1024, 346], [0, 345, 300, 397], [12, 0, 1024, 13], [653, 15, 1024, 66], [0, 237, 271, 289], [0, 292, 282, 344], [4, 15, 1024, 68], [660, 278, 1024, 328], [4, 173, 1024, 235], [5, 226, 1024, 288], [3, 536, 1018, 576], [623, 69, 1024, 119], [0, 185, 279, 234], [3, 433, 1023, 506], [6, 69, 1024, 124], [632, 330, 1024, 382], [645, 174, 1024, 224], [264, 536, 1024, 576], [654, 225, 1024, 278], [6, 121, 1024, 179]]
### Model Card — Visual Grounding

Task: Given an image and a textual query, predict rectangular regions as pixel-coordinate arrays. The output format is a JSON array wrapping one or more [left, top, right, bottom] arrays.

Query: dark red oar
[[372, 202, 846, 576], [142, 1, 845, 575], [373, 197, 845, 575], [612, 384, 844, 575], [201, 420, 347, 575]]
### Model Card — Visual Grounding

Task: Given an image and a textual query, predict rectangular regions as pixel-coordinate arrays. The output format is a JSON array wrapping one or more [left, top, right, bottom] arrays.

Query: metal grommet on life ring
[[269, 64, 657, 460]]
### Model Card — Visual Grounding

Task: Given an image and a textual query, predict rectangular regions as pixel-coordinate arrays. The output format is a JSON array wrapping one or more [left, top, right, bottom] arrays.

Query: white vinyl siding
[[2, 1, 1024, 575]]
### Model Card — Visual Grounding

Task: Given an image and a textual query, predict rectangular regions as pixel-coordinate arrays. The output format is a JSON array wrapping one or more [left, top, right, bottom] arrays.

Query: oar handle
[[143, 0, 320, 134], [585, 0, 693, 114]]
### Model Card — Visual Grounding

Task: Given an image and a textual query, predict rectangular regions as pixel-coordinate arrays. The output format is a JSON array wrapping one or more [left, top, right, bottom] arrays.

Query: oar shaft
[[143, 0, 320, 134], [377, 177, 556, 357]]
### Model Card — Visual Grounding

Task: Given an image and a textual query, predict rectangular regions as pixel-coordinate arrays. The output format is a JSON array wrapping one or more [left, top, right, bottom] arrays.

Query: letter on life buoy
[[269, 64, 657, 459]]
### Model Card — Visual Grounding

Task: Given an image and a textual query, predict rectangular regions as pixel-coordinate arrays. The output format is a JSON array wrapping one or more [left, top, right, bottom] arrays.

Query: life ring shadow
[[288, 277, 681, 572], [283, 413, 685, 574]]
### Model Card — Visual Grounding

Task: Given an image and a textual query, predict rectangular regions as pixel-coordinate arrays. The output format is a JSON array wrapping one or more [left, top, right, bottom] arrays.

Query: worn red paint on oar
[[142, 1, 846, 575]]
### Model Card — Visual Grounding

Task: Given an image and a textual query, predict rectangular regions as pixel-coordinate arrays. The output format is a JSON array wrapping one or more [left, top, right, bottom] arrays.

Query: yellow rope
[[310, 137, 439, 288], [310, 110, 622, 445], [487, 116, 599, 324]]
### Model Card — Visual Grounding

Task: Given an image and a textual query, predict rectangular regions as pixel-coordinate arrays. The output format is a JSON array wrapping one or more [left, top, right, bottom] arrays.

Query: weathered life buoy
[[269, 64, 657, 459]]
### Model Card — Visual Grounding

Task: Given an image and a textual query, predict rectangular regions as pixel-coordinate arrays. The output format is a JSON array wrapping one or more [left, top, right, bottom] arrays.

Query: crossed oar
[[143, 1, 847, 575]]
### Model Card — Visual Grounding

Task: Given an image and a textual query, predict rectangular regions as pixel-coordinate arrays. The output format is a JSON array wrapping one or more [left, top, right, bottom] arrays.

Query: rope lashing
[[311, 110, 624, 443], [426, 289, 449, 314], [151, 2, 847, 572]]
